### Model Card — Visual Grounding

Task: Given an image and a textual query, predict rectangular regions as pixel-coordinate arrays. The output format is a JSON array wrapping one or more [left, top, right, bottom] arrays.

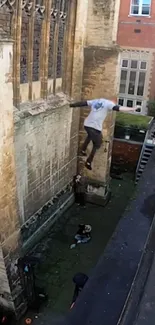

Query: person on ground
[[70, 224, 92, 249], [70, 99, 141, 170], [73, 174, 87, 207]]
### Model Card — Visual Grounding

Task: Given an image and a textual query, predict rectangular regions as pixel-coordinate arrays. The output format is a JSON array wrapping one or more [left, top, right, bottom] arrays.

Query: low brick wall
[[112, 139, 142, 172]]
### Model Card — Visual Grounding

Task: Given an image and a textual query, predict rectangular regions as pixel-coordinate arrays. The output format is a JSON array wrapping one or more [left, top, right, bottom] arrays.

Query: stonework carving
[[0, 0, 16, 11], [22, 0, 33, 16]]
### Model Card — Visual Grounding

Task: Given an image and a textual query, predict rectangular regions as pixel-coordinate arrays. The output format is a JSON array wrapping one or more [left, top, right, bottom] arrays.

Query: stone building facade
[[0, 0, 121, 317]]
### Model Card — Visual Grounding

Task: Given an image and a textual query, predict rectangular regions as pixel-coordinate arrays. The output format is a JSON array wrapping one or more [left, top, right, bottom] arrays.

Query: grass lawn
[[116, 112, 152, 130]]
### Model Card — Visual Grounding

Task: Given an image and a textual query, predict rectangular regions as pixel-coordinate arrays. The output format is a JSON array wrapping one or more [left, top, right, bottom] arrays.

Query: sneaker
[[80, 150, 87, 157], [85, 161, 92, 170], [70, 244, 76, 249]]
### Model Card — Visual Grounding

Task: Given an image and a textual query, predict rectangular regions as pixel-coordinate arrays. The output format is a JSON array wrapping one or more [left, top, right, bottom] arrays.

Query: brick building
[[0, 0, 121, 318], [117, 0, 155, 113]]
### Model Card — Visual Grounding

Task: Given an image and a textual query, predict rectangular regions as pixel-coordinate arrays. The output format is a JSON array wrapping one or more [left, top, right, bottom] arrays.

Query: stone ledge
[[84, 44, 122, 53], [14, 92, 70, 123], [86, 178, 111, 206], [86, 189, 111, 207]]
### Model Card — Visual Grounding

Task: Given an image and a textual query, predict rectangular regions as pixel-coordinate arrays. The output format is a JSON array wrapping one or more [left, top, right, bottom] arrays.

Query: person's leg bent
[[75, 234, 82, 243], [87, 145, 97, 164], [81, 236, 91, 244]]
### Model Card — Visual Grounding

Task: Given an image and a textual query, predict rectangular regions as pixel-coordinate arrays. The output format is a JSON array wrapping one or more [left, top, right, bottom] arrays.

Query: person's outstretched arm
[[119, 106, 141, 113], [70, 101, 88, 108], [70, 100, 142, 113], [112, 105, 141, 113]]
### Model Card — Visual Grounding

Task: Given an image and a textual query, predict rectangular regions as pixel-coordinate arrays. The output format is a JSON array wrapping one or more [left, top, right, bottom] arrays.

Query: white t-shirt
[[84, 98, 115, 131]]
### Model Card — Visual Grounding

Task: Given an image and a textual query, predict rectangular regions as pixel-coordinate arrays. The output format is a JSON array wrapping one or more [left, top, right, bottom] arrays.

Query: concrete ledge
[[86, 188, 111, 206], [86, 178, 111, 207]]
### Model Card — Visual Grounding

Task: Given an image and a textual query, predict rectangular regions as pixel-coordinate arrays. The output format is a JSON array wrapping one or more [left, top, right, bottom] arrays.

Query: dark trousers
[[81, 126, 102, 163], [75, 192, 85, 206]]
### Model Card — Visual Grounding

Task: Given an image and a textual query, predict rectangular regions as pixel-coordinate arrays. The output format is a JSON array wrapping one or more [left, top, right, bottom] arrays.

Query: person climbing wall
[[70, 99, 141, 170]]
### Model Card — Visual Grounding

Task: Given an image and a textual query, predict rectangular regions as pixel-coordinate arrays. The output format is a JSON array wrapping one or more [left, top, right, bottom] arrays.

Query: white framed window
[[130, 0, 151, 16], [119, 58, 148, 113], [119, 59, 147, 97], [118, 98, 143, 108]]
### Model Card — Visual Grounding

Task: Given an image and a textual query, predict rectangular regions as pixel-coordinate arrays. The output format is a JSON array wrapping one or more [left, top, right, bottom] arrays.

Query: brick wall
[[117, 0, 155, 104], [118, 24, 155, 48], [117, 0, 155, 48], [149, 52, 155, 100], [14, 95, 79, 244], [112, 139, 142, 171]]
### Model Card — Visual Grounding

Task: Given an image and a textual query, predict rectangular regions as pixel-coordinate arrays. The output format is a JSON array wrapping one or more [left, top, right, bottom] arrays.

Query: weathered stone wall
[[14, 94, 79, 246], [0, 0, 122, 315], [82, 46, 120, 100], [0, 247, 14, 311], [86, 0, 120, 47], [79, 47, 118, 183], [0, 1, 78, 315], [77, 0, 121, 192], [0, 38, 24, 314], [71, 0, 89, 100]]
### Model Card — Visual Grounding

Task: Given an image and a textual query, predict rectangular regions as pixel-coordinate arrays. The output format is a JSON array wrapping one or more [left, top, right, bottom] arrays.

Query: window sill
[[128, 14, 151, 18]]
